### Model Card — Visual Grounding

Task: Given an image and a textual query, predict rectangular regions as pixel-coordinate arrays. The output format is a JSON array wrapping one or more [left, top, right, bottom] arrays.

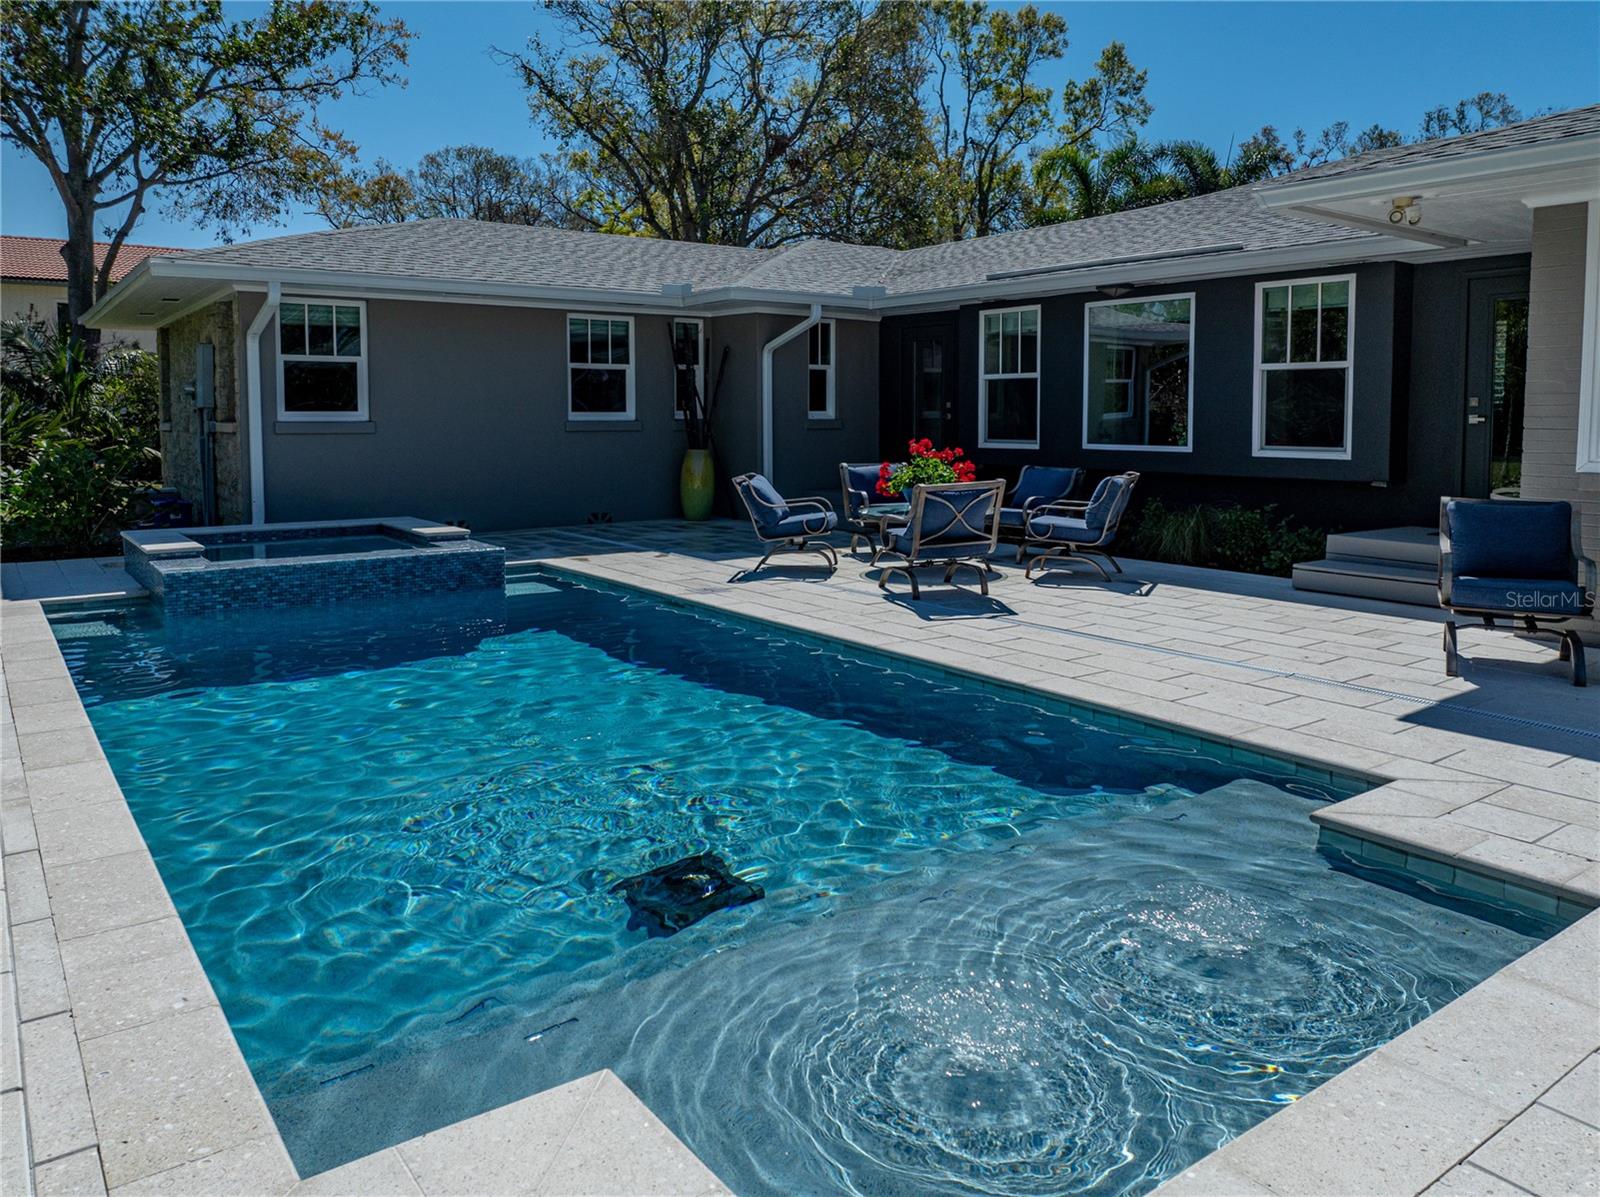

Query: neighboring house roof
[[85, 103, 1600, 325], [1259, 103, 1600, 186], [0, 235, 184, 284]]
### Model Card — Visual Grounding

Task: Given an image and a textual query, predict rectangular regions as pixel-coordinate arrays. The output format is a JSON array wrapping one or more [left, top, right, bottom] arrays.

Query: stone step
[[1323, 526, 1440, 567], [1291, 556, 1440, 608]]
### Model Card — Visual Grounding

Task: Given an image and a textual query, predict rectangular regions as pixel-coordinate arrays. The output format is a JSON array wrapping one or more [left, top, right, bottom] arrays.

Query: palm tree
[[1150, 138, 1284, 200], [1029, 140, 1168, 223]]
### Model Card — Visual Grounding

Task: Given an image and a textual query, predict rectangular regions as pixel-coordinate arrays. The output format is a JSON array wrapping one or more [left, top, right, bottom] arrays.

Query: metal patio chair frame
[[731, 472, 840, 573], [876, 478, 1005, 600], [1001, 465, 1083, 562], [1438, 496, 1596, 687], [838, 461, 907, 561], [1022, 472, 1141, 582]]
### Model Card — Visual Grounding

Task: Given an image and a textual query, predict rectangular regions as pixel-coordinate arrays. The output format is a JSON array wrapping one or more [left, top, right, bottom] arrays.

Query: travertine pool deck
[[3, 518, 1597, 1195]]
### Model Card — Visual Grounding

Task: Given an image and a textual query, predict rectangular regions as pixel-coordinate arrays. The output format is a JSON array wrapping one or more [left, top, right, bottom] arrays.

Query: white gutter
[[244, 281, 280, 524], [760, 303, 822, 480]]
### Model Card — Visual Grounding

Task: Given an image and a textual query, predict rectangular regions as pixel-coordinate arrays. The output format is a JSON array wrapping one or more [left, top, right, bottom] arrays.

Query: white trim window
[[277, 298, 367, 420], [671, 317, 704, 420], [979, 304, 1041, 448], [1083, 293, 1194, 451], [568, 314, 635, 420], [1253, 275, 1355, 458], [808, 320, 835, 419]]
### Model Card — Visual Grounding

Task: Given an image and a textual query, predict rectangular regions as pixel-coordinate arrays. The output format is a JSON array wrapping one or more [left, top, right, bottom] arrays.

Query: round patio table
[[860, 502, 911, 559]]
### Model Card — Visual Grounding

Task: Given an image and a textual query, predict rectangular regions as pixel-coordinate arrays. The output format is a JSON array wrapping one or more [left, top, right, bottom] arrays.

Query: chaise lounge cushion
[[768, 510, 838, 539], [1449, 575, 1586, 616], [1448, 500, 1573, 579]]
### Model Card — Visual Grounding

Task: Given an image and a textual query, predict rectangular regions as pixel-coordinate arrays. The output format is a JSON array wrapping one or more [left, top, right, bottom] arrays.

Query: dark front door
[[903, 324, 957, 448], [1463, 275, 1530, 498]]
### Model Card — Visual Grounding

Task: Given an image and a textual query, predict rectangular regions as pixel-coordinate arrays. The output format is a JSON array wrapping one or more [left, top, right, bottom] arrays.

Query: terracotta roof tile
[[0, 236, 184, 283]]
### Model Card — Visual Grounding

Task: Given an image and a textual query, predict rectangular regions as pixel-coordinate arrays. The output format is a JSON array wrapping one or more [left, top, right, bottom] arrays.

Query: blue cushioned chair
[[1439, 497, 1595, 686], [1022, 472, 1140, 581], [731, 472, 839, 573], [877, 479, 1005, 600], [838, 461, 907, 558], [1000, 466, 1082, 560]]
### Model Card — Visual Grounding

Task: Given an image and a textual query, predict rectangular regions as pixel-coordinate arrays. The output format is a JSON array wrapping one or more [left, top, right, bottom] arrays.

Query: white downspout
[[244, 281, 280, 524], [760, 303, 823, 480]]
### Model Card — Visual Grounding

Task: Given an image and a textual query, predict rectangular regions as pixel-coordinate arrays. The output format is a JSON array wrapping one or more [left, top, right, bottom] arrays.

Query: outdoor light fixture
[[1388, 196, 1423, 226], [1098, 283, 1136, 299]]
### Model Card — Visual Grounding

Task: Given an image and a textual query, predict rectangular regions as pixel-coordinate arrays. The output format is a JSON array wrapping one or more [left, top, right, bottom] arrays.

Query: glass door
[[907, 328, 955, 446], [1464, 276, 1530, 498]]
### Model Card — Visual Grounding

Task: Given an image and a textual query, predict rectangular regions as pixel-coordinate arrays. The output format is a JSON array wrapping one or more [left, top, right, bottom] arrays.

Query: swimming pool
[[52, 573, 1557, 1195]]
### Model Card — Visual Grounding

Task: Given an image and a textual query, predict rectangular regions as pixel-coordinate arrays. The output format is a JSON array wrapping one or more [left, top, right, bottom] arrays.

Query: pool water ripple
[[50, 577, 1554, 1195]]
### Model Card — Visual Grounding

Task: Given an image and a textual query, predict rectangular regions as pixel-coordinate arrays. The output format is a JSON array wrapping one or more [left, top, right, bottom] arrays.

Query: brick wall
[[1520, 203, 1599, 640]]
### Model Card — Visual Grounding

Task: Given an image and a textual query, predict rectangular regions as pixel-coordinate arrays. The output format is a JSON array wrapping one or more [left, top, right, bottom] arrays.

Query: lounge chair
[[1439, 497, 1595, 686], [838, 461, 907, 559], [1022, 472, 1141, 581], [876, 479, 1005, 600], [731, 473, 840, 572], [1000, 466, 1082, 561]]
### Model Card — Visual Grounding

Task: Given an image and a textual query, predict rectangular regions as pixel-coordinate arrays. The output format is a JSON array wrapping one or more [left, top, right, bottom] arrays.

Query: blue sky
[[3, 1, 1598, 249]]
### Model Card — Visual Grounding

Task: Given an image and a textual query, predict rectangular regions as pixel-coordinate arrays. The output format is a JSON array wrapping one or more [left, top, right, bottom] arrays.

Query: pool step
[[1293, 526, 1440, 608]]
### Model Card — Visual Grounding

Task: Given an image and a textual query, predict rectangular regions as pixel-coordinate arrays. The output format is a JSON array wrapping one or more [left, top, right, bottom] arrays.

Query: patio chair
[[838, 461, 906, 559], [1000, 466, 1082, 561], [731, 472, 839, 572], [876, 479, 1005, 600], [1022, 472, 1141, 582], [1438, 497, 1595, 686]]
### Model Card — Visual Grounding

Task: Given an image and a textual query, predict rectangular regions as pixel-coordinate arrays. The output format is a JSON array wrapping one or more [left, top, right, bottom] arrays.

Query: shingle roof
[[880, 187, 1372, 295], [108, 104, 1600, 306], [157, 187, 1365, 300], [176, 218, 776, 294], [0, 235, 183, 283], [1260, 103, 1600, 186]]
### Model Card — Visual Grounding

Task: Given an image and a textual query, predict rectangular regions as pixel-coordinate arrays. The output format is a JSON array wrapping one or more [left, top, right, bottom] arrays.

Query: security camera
[[1389, 196, 1421, 226]]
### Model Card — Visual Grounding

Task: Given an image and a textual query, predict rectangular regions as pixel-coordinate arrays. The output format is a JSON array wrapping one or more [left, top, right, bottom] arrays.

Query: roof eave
[[1257, 135, 1600, 208]]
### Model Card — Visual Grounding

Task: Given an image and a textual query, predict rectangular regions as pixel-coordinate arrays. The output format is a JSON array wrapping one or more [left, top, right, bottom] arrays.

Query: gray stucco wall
[[232, 295, 878, 531], [881, 256, 1531, 530]]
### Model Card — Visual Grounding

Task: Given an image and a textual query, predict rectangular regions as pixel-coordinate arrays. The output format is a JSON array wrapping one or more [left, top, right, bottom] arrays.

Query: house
[[1, 236, 182, 350], [85, 106, 1599, 575]]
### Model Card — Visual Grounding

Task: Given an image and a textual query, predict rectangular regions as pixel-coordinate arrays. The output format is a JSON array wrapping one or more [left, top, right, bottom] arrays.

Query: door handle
[[1467, 415, 1485, 425]]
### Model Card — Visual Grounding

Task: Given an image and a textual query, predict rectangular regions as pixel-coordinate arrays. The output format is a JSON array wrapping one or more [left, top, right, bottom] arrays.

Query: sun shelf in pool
[[51, 574, 1561, 1197]]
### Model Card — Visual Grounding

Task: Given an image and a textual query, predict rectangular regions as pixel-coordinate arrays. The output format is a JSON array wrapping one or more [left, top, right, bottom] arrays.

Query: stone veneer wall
[[1520, 203, 1600, 640], [157, 299, 246, 524]]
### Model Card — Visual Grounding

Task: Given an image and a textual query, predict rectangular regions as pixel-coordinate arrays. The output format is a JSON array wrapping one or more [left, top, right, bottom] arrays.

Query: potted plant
[[878, 438, 977, 497], [672, 332, 729, 521]]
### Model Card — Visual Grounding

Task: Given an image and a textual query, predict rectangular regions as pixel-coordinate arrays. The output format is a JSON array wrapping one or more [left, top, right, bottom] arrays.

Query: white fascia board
[[1255, 136, 1600, 209]]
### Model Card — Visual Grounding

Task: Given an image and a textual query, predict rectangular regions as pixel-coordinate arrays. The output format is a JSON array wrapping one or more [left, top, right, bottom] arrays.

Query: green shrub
[[1129, 498, 1326, 577], [0, 319, 160, 557]]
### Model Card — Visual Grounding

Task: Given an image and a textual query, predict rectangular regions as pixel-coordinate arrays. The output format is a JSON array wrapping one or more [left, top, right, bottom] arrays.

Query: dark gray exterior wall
[[225, 294, 877, 531], [881, 254, 1530, 530]]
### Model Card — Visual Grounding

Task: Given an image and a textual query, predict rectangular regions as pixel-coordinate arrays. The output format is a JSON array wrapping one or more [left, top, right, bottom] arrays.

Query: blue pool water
[[52, 574, 1555, 1195]]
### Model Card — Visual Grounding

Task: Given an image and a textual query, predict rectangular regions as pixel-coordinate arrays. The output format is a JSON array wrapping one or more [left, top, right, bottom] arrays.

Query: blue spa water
[[199, 532, 419, 562], [52, 575, 1554, 1196]]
